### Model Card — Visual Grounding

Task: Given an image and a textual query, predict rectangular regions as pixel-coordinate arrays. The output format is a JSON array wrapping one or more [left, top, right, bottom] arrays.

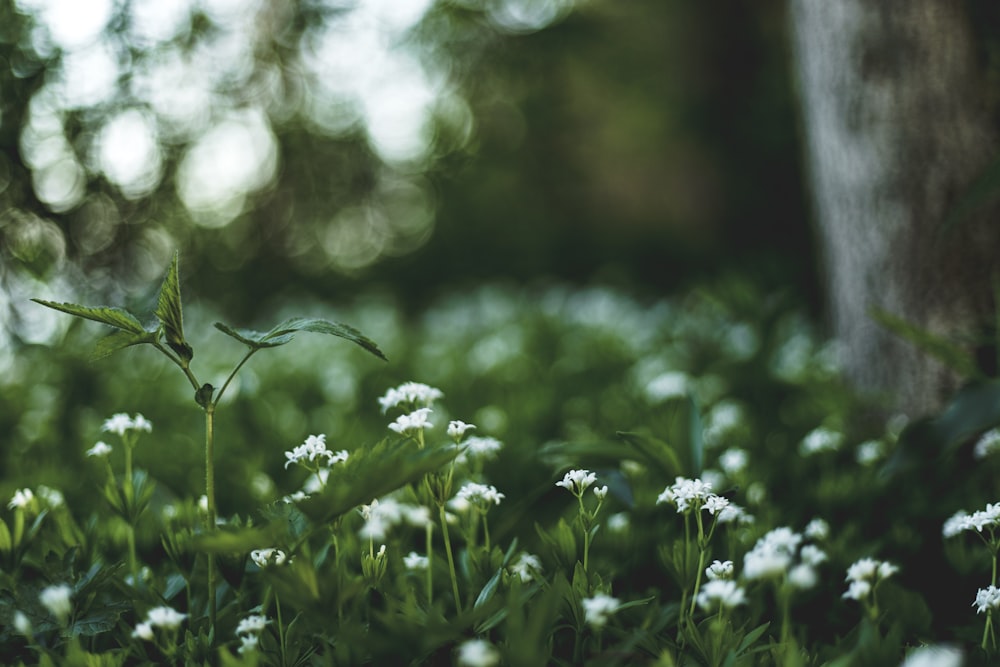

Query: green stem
[[154, 342, 201, 392], [483, 514, 491, 554], [215, 349, 257, 405], [205, 405, 217, 632], [276, 591, 287, 667], [425, 523, 434, 605], [689, 511, 708, 619], [439, 506, 463, 614]]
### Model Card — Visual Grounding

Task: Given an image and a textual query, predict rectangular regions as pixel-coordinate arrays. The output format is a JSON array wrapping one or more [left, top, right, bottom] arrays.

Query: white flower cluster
[[974, 428, 1000, 460], [657, 476, 728, 515], [7, 488, 35, 512], [799, 426, 843, 456], [358, 497, 431, 541], [855, 439, 885, 466], [378, 381, 444, 412], [581, 593, 621, 628], [843, 557, 898, 601], [644, 371, 689, 402], [456, 482, 505, 507], [743, 526, 827, 589], [448, 420, 476, 440], [132, 606, 187, 640], [455, 436, 504, 464], [284, 434, 348, 469], [235, 614, 270, 655], [973, 585, 1000, 614], [102, 412, 152, 437], [250, 548, 288, 568], [509, 552, 543, 583], [899, 645, 963, 667], [456, 638, 500, 667], [388, 407, 434, 435], [718, 448, 748, 476], [696, 579, 747, 612], [705, 559, 734, 581], [39, 584, 72, 623], [555, 469, 598, 497], [86, 441, 113, 458], [404, 551, 429, 570], [942, 502, 1000, 537]]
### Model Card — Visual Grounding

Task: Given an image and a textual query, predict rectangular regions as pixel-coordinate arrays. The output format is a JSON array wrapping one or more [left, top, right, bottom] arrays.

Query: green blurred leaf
[[31, 299, 147, 335], [154, 251, 193, 361], [687, 394, 703, 476], [90, 330, 159, 361], [214, 317, 387, 360], [616, 431, 682, 479], [871, 308, 980, 378], [191, 524, 284, 554]]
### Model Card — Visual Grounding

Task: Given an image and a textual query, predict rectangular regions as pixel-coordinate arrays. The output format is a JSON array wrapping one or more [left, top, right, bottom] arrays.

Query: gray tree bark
[[790, 1, 1000, 416]]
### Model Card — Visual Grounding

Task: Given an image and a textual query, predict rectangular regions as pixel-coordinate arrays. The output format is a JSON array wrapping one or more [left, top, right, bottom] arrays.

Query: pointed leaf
[[90, 330, 159, 361], [31, 299, 146, 334], [215, 317, 387, 360], [617, 431, 683, 478], [154, 251, 192, 361]]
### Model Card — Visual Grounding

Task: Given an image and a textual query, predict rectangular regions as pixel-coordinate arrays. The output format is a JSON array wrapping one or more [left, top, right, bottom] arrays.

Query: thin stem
[[276, 591, 287, 667], [205, 405, 217, 632], [123, 439, 138, 585], [482, 514, 491, 554], [153, 341, 201, 392], [425, 522, 434, 605], [439, 505, 463, 614], [215, 349, 257, 405]]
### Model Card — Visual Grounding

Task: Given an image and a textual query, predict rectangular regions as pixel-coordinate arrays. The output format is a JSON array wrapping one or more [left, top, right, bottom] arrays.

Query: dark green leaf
[[214, 317, 387, 360], [154, 251, 192, 361], [736, 621, 771, 653], [90, 330, 159, 361], [192, 524, 285, 554], [31, 299, 146, 334], [616, 431, 683, 479], [871, 308, 980, 378]]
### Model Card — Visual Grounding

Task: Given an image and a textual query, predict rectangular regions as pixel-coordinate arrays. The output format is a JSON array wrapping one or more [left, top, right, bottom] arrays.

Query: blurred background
[[0, 0, 824, 512]]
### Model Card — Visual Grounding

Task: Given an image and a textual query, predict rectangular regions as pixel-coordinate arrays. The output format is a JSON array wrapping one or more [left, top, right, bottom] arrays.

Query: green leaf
[[215, 317, 387, 360], [31, 299, 146, 334], [736, 621, 771, 653], [90, 330, 159, 361], [192, 524, 285, 554], [871, 308, 980, 379], [688, 394, 703, 476], [616, 431, 683, 479], [154, 251, 192, 361]]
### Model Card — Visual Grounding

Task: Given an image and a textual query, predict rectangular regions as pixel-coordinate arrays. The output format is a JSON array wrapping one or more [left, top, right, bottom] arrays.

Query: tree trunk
[[790, 0, 999, 417]]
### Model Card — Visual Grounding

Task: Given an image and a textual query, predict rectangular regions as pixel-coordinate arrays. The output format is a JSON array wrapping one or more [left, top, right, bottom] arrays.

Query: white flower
[[238, 633, 260, 654], [843, 579, 872, 600], [86, 441, 113, 457], [235, 614, 270, 636], [509, 553, 543, 582], [607, 512, 630, 532], [943, 510, 971, 538], [457, 436, 504, 464], [102, 413, 134, 436], [855, 439, 885, 466], [36, 485, 63, 509], [697, 579, 747, 611], [404, 551, 429, 570], [799, 426, 843, 456], [800, 544, 828, 567], [556, 469, 598, 496], [582, 593, 621, 628], [379, 382, 443, 412], [284, 434, 347, 469], [146, 606, 187, 629], [448, 420, 476, 439], [846, 558, 879, 583], [878, 561, 899, 580], [656, 477, 714, 513], [13, 611, 31, 635], [198, 495, 209, 513], [39, 584, 72, 622], [457, 483, 505, 507], [974, 586, 1000, 614], [975, 428, 1000, 459], [456, 638, 500, 667], [803, 518, 830, 541], [703, 494, 730, 515], [787, 564, 818, 589], [718, 448, 748, 476], [705, 560, 733, 581], [131, 414, 153, 432], [945, 502, 1000, 536], [644, 371, 689, 402], [132, 621, 154, 641], [743, 527, 801, 580], [717, 503, 754, 525], [593, 485, 609, 501], [388, 408, 434, 434], [8, 488, 34, 510], [899, 645, 963, 667], [251, 548, 287, 568]]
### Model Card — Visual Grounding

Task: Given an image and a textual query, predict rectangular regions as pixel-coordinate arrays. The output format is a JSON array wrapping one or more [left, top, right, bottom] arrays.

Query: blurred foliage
[[0, 0, 816, 342]]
